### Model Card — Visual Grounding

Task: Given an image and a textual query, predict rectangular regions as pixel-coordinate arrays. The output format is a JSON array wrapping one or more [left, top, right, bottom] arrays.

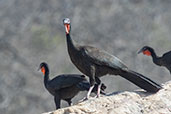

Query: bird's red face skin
[[64, 24, 70, 34], [41, 67, 46, 75], [143, 50, 151, 56]]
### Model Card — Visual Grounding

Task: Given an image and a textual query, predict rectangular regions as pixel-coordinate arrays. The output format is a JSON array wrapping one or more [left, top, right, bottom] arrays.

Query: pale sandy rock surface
[[43, 81, 171, 114]]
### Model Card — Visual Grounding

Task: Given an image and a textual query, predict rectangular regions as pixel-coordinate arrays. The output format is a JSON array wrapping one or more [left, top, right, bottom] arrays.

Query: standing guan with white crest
[[63, 18, 161, 100]]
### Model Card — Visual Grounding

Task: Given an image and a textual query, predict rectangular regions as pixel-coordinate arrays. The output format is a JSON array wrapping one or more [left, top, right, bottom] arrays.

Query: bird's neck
[[44, 69, 50, 88], [150, 49, 157, 58], [66, 34, 77, 53], [150, 50, 160, 65]]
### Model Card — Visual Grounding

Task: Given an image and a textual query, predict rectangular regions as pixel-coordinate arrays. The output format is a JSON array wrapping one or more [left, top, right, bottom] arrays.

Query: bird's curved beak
[[138, 48, 143, 54]]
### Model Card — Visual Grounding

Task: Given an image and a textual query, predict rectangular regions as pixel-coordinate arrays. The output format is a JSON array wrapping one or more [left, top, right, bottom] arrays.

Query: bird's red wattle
[[65, 24, 70, 34], [41, 67, 45, 75], [143, 50, 151, 56]]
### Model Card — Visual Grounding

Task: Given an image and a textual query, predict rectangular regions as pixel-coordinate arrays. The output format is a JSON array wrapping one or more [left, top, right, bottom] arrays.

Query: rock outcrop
[[43, 81, 171, 114]]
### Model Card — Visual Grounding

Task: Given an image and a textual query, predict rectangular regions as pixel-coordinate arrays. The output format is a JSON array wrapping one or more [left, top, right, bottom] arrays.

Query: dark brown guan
[[38, 62, 106, 109], [63, 18, 161, 99], [138, 46, 171, 74]]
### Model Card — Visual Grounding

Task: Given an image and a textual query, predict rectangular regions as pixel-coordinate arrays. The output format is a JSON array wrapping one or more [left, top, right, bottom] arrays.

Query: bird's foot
[[96, 84, 101, 98], [94, 94, 100, 98], [79, 97, 88, 103]]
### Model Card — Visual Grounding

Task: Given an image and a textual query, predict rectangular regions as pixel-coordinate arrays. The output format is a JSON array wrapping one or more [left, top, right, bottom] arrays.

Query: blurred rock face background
[[0, 0, 170, 113]]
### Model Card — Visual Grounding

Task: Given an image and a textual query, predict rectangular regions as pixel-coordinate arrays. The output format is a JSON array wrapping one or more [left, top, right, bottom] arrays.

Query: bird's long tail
[[77, 81, 106, 95], [119, 70, 162, 93]]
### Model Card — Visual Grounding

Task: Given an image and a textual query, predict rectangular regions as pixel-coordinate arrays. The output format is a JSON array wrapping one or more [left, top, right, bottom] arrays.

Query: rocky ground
[[43, 81, 171, 114]]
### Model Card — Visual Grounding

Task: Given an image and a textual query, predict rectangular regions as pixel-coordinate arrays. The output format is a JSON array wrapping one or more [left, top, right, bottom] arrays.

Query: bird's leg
[[96, 84, 101, 98], [79, 84, 94, 102], [95, 77, 101, 98], [80, 73, 96, 102], [86, 66, 96, 99], [54, 96, 60, 109], [87, 84, 95, 99], [80, 66, 96, 102]]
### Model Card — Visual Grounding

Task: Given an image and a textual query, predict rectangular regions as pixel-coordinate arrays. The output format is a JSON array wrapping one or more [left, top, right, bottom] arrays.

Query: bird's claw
[[79, 97, 88, 102], [94, 94, 100, 98]]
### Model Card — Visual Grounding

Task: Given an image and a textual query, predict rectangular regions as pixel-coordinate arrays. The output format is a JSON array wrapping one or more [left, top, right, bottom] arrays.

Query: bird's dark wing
[[47, 74, 86, 91], [162, 51, 171, 64], [82, 46, 128, 70], [162, 51, 171, 71]]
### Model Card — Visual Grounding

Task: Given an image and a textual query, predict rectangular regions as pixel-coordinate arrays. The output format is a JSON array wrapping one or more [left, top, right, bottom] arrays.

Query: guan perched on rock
[[38, 62, 106, 109], [63, 18, 161, 99], [138, 46, 171, 74]]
